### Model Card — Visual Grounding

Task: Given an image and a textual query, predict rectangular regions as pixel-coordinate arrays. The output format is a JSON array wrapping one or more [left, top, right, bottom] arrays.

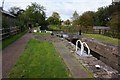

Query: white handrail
[[76, 40, 84, 56], [82, 42, 90, 55], [76, 40, 90, 56]]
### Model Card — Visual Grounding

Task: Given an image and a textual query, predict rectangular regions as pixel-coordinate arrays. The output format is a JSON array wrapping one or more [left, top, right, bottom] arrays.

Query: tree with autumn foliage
[[79, 11, 95, 33]]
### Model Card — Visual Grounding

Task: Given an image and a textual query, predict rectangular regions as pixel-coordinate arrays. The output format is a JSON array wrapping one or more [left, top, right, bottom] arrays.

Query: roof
[[0, 9, 16, 17], [112, 0, 120, 2], [93, 26, 110, 30]]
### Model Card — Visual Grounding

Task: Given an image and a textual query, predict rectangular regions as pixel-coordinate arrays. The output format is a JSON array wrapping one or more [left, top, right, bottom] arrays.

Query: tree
[[47, 16, 57, 25], [10, 3, 47, 30], [23, 2, 46, 29], [47, 12, 61, 25], [8, 7, 23, 16], [94, 7, 109, 26], [52, 12, 60, 20], [93, 2, 120, 26], [107, 12, 120, 38], [79, 11, 95, 33], [64, 19, 71, 26]]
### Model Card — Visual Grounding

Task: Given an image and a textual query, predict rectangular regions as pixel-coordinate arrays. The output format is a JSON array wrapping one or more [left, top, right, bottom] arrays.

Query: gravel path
[[2, 33, 33, 78]]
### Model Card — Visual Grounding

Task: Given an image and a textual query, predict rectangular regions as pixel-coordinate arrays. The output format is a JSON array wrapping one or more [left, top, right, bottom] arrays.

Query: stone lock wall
[[81, 37, 120, 72]]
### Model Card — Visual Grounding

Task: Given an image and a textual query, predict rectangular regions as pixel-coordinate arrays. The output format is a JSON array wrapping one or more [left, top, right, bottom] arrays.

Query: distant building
[[0, 9, 18, 40], [93, 26, 110, 34], [112, 0, 120, 5], [112, 0, 120, 2], [1, 8, 16, 28], [0, 7, 3, 11]]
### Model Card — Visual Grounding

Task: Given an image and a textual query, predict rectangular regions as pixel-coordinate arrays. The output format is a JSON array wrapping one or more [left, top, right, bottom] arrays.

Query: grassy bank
[[83, 34, 119, 45], [2, 31, 27, 49], [33, 32, 50, 35], [9, 39, 69, 78]]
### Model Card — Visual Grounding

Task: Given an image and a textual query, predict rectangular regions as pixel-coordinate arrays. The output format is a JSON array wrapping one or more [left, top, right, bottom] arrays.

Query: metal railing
[[76, 39, 90, 56]]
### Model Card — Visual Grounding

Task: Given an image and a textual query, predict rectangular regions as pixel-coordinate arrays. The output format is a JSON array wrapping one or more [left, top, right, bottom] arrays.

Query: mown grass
[[33, 32, 50, 35], [2, 31, 27, 49], [83, 34, 119, 45], [9, 39, 69, 78]]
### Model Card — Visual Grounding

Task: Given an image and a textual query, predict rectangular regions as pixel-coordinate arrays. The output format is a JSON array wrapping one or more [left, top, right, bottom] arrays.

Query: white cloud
[[0, 0, 112, 20]]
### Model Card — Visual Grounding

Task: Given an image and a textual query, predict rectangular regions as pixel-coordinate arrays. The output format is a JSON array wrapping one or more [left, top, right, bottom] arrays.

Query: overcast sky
[[0, 0, 112, 20]]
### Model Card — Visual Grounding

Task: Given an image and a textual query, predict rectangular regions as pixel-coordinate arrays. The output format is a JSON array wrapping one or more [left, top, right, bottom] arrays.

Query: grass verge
[[83, 34, 119, 45], [2, 31, 27, 49], [33, 32, 50, 35], [9, 39, 69, 78]]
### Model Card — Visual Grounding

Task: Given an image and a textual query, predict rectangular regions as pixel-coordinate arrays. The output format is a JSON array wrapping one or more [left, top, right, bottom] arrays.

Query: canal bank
[[80, 36, 120, 73], [61, 32, 119, 73], [35, 31, 119, 78], [53, 32, 119, 78], [61, 36, 119, 78]]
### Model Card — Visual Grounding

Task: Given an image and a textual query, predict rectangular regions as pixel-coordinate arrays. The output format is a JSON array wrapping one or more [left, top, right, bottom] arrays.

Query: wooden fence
[[0, 26, 20, 40]]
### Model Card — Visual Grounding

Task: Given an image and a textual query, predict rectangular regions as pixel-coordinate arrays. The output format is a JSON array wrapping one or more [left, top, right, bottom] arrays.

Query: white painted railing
[[76, 40, 84, 56], [82, 42, 90, 55], [76, 40, 90, 56]]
